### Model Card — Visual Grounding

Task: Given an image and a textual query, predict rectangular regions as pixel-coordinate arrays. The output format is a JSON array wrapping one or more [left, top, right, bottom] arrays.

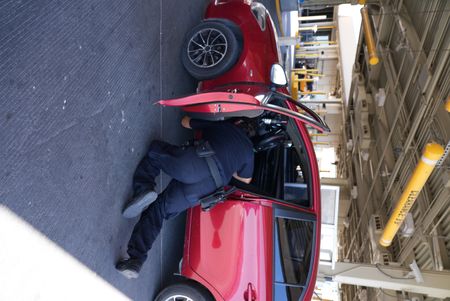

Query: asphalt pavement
[[0, 0, 206, 300]]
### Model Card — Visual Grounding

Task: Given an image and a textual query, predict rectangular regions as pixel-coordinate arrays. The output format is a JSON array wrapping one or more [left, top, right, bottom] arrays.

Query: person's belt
[[195, 140, 223, 189], [199, 186, 236, 212], [194, 140, 233, 211]]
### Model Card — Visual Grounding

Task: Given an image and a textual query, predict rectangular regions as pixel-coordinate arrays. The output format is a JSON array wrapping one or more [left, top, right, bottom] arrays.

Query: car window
[[279, 99, 312, 208], [249, 104, 312, 207], [283, 123, 311, 207], [274, 284, 303, 301], [274, 216, 314, 301]]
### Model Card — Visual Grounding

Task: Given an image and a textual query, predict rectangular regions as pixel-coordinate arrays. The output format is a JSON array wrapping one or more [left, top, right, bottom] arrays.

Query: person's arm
[[232, 172, 252, 184], [181, 116, 192, 129], [181, 116, 216, 130], [234, 154, 254, 184]]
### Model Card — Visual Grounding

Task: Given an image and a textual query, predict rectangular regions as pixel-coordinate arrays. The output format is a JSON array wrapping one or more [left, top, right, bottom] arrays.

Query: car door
[[231, 121, 321, 300], [223, 113, 320, 300], [185, 199, 273, 301], [158, 91, 330, 133]]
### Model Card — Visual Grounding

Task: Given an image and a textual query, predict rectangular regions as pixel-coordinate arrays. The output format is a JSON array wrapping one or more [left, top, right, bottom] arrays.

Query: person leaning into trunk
[[116, 116, 254, 279]]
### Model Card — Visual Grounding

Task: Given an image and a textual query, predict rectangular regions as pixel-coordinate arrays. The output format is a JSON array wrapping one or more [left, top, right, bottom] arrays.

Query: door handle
[[244, 283, 256, 301]]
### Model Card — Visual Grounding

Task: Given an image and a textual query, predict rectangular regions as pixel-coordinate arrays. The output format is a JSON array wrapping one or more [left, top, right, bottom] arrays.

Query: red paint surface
[[173, 1, 321, 300], [183, 201, 272, 301], [201, 1, 279, 90], [159, 92, 260, 107], [160, 92, 329, 132]]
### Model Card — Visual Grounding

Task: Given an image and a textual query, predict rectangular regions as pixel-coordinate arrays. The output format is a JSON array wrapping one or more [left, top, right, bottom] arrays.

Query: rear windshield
[[274, 216, 315, 300]]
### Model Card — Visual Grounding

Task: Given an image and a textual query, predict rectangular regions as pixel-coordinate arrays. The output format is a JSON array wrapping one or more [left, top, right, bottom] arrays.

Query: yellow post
[[379, 143, 445, 247], [361, 7, 379, 65], [275, 0, 285, 36], [292, 68, 318, 72], [291, 72, 299, 100], [296, 54, 320, 58], [304, 73, 323, 77], [445, 95, 450, 112], [295, 32, 300, 49], [313, 142, 329, 145], [293, 70, 323, 77]]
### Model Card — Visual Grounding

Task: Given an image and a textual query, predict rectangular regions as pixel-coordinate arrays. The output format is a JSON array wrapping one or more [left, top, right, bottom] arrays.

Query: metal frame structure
[[337, 0, 450, 299]]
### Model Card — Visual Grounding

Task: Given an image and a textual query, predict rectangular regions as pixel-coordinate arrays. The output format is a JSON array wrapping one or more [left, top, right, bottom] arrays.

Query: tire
[[155, 282, 214, 301], [181, 20, 242, 80]]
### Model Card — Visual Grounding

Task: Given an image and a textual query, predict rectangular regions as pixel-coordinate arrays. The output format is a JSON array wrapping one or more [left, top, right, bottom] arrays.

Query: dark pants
[[127, 140, 221, 264]]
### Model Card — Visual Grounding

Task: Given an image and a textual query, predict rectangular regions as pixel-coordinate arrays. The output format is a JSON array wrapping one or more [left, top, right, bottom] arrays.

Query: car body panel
[[201, 1, 279, 90], [182, 201, 272, 301], [159, 92, 329, 132], [233, 117, 322, 301], [179, 114, 322, 301]]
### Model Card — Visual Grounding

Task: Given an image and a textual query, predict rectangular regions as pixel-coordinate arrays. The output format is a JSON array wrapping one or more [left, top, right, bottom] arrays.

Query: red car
[[156, 1, 329, 300]]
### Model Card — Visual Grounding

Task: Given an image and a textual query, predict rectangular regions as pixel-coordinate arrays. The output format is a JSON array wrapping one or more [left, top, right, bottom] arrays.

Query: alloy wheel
[[187, 28, 228, 68], [163, 295, 194, 301]]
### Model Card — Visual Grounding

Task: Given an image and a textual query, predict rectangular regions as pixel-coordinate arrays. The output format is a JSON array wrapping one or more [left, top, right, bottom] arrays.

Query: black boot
[[115, 257, 143, 279]]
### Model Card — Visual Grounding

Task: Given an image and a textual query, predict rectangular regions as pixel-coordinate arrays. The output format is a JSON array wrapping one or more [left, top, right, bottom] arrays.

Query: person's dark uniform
[[116, 118, 254, 278]]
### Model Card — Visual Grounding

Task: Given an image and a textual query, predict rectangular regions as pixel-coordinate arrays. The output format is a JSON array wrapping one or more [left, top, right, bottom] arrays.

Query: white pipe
[[319, 262, 450, 299], [299, 15, 327, 21]]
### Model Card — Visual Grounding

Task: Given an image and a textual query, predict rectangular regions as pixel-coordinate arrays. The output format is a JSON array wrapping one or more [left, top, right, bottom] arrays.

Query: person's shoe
[[115, 258, 142, 279], [122, 190, 158, 218]]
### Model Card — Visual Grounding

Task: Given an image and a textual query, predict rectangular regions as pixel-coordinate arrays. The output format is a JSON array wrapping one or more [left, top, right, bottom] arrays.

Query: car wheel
[[155, 282, 214, 301], [181, 20, 242, 80]]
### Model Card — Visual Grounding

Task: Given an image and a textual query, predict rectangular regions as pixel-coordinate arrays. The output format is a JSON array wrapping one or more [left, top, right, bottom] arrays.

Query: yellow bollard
[[361, 7, 379, 65], [275, 0, 285, 36], [379, 143, 445, 247], [295, 54, 320, 58], [293, 70, 323, 77], [446, 96, 450, 112], [291, 72, 298, 100]]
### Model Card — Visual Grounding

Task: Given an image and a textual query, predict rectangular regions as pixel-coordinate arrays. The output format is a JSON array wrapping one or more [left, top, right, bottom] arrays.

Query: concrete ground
[[0, 1, 280, 300], [0, 0, 206, 300]]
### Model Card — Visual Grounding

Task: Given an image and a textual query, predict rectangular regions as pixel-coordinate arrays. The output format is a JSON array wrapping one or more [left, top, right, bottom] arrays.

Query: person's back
[[189, 119, 254, 184]]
